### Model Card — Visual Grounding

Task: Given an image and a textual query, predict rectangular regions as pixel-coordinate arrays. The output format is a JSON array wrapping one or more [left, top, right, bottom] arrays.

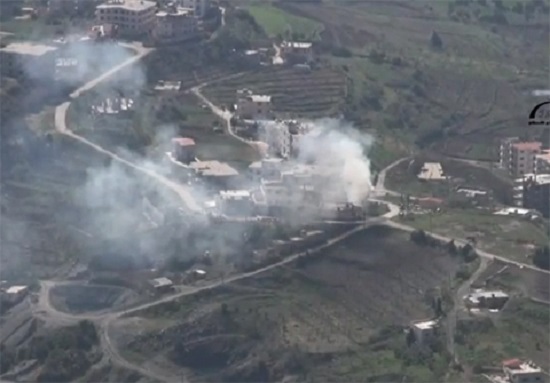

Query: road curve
[[191, 82, 268, 155]]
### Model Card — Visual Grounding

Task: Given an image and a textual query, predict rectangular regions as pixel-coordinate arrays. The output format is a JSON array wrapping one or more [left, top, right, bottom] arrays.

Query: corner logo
[[528, 101, 550, 126]]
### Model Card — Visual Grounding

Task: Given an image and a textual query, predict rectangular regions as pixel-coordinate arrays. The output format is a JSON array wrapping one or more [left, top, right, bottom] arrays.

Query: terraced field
[[116, 226, 463, 382], [202, 67, 347, 118]]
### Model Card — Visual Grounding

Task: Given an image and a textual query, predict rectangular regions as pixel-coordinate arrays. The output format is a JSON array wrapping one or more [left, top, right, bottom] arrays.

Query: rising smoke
[[296, 118, 374, 205], [5, 34, 376, 274]]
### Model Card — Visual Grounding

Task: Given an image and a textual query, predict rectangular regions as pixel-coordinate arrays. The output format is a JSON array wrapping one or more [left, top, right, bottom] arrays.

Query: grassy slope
[[275, 0, 549, 163], [243, 4, 324, 39], [397, 208, 548, 262], [124, 227, 464, 382]]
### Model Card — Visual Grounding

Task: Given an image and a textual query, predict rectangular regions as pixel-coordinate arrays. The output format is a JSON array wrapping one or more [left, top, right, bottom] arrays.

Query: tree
[[406, 328, 416, 346], [447, 239, 458, 256], [533, 246, 550, 270], [430, 31, 443, 50]]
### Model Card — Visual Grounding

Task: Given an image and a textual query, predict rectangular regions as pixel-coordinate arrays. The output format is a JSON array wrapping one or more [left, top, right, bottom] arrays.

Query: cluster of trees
[[532, 246, 549, 270], [410, 230, 479, 263]]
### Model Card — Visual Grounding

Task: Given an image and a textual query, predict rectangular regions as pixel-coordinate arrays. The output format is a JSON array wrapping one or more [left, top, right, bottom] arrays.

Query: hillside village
[[0, 0, 549, 382]]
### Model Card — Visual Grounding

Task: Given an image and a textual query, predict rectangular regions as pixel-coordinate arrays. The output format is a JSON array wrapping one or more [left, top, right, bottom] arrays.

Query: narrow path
[[191, 79, 267, 155]]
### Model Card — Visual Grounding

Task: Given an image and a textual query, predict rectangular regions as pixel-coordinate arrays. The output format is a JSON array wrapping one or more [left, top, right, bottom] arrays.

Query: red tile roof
[[512, 141, 542, 151], [172, 137, 195, 146], [503, 359, 522, 368]]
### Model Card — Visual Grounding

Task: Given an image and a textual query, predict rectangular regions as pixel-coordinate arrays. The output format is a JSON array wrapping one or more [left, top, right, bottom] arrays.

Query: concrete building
[[150, 277, 173, 293], [219, 190, 254, 215], [456, 187, 491, 205], [502, 359, 545, 383], [258, 121, 291, 158], [466, 290, 509, 310], [190, 160, 239, 187], [236, 89, 272, 119], [280, 41, 313, 63], [96, 0, 157, 37], [153, 7, 198, 44], [500, 138, 542, 177], [0, 42, 58, 81], [172, 137, 196, 163], [535, 150, 550, 174], [522, 176, 550, 218], [177, 0, 210, 18], [411, 319, 438, 345], [1, 285, 29, 305]]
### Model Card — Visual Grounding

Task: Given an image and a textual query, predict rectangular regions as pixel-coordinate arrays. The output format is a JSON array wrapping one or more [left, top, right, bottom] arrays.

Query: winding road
[[38, 41, 549, 382]]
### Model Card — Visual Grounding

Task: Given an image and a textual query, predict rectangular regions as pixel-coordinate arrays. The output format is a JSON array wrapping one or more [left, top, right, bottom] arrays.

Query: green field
[[244, 4, 324, 39]]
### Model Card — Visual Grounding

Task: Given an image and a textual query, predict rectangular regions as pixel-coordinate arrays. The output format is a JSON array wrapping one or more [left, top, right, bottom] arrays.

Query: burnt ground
[[113, 226, 465, 382], [49, 284, 141, 314]]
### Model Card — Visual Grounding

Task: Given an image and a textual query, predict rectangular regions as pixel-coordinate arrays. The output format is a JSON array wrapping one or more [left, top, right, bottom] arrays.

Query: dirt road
[[191, 82, 267, 155]]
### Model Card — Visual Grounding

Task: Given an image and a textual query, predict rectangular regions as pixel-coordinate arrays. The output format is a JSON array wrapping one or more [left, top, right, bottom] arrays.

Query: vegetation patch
[[243, 4, 323, 39]]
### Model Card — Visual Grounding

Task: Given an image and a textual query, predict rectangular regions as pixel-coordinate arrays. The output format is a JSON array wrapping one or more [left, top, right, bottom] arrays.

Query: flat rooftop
[[5, 286, 28, 294], [220, 190, 251, 199], [97, 0, 156, 11], [150, 277, 173, 287], [190, 160, 239, 177], [251, 95, 271, 103], [413, 320, 437, 330], [282, 41, 312, 49], [0, 42, 58, 56], [418, 162, 446, 180], [156, 7, 191, 16]]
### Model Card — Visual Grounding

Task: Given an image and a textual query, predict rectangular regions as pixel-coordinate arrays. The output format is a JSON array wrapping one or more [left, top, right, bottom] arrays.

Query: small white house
[[2, 285, 29, 304], [411, 319, 438, 344]]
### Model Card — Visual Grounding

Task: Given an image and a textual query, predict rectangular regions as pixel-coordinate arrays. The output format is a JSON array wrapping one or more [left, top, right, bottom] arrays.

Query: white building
[[236, 89, 272, 119], [503, 359, 545, 383], [465, 290, 509, 310], [258, 121, 291, 158], [0, 42, 58, 81], [149, 277, 173, 292], [153, 7, 198, 44], [2, 285, 29, 304], [96, 0, 157, 37], [411, 319, 438, 345], [178, 0, 209, 18], [218, 190, 254, 215], [280, 41, 313, 63]]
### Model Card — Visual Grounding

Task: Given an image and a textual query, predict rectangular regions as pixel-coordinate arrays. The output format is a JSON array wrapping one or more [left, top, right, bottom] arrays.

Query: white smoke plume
[[296, 118, 373, 205]]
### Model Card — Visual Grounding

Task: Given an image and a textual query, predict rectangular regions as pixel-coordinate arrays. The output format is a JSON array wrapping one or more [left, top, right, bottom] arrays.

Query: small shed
[[149, 277, 174, 293]]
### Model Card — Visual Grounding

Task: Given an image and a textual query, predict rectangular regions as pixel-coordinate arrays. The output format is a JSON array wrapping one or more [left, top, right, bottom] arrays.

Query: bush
[[533, 246, 549, 270]]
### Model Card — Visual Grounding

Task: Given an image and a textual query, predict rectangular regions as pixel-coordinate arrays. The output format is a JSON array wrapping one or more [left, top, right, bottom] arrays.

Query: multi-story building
[[535, 150, 550, 174], [177, 0, 210, 18], [258, 121, 291, 158], [522, 175, 550, 218], [500, 138, 542, 177], [172, 137, 196, 163], [153, 7, 198, 44], [95, 0, 157, 37], [236, 89, 272, 119], [0, 42, 58, 81], [502, 359, 545, 383]]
